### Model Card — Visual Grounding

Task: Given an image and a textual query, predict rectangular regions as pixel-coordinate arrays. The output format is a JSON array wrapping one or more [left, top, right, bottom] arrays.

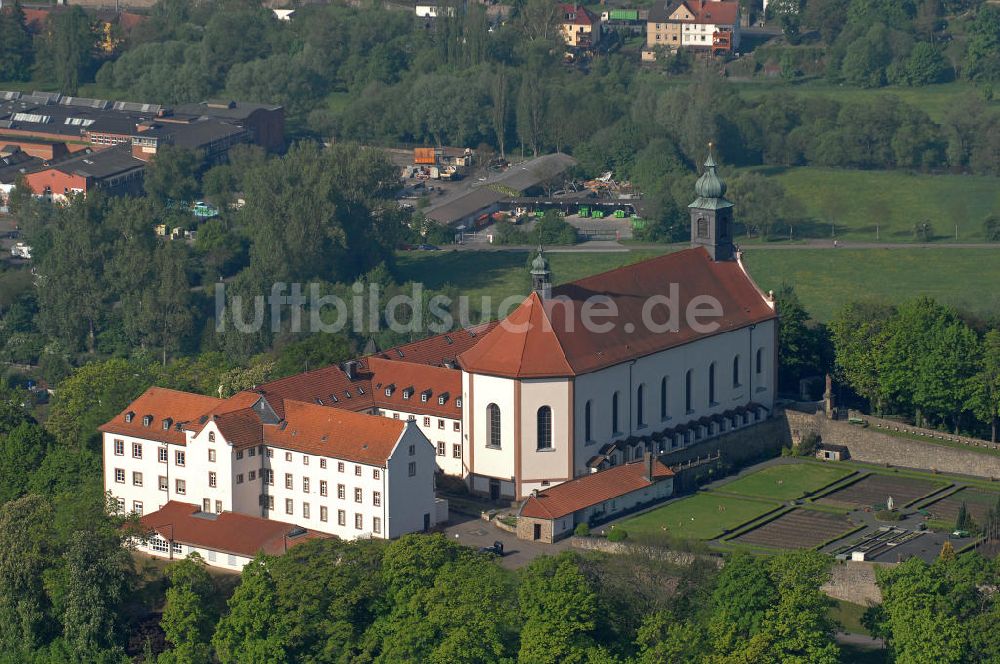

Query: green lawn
[[741, 248, 1000, 321], [716, 463, 852, 501], [732, 80, 998, 124], [620, 492, 780, 541], [744, 166, 1000, 243], [396, 247, 1000, 322], [830, 599, 872, 636]]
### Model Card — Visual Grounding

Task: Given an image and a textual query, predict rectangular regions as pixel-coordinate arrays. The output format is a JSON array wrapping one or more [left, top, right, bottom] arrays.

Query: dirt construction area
[[734, 508, 856, 550]]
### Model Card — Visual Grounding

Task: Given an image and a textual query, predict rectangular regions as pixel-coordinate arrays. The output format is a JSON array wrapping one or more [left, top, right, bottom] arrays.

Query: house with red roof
[[517, 454, 674, 542], [101, 385, 443, 542], [136, 501, 328, 570], [645, 0, 740, 59], [558, 3, 602, 48]]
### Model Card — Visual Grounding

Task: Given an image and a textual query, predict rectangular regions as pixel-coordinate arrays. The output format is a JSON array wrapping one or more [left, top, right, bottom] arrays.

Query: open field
[[732, 80, 999, 124], [621, 492, 780, 541], [743, 166, 1000, 243], [396, 247, 1000, 322], [716, 463, 851, 501], [740, 248, 1000, 321], [734, 508, 856, 550], [924, 488, 1000, 525], [817, 474, 946, 510]]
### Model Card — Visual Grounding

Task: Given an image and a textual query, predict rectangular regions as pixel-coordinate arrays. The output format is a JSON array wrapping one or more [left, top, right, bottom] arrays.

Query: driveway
[[441, 512, 574, 569]]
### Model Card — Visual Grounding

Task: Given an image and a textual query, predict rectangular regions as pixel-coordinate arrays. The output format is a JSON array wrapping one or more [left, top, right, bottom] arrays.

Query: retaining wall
[[821, 560, 886, 605], [785, 410, 1000, 480]]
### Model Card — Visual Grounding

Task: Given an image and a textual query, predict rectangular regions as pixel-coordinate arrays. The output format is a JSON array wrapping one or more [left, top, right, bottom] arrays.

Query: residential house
[[558, 4, 601, 49], [644, 0, 740, 60]]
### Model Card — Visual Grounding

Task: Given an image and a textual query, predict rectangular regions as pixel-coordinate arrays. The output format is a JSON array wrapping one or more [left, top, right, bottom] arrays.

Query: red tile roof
[[687, 0, 739, 25], [367, 357, 462, 418], [519, 459, 674, 520], [140, 501, 327, 558], [99, 387, 223, 446], [254, 365, 370, 419], [262, 400, 406, 466], [558, 3, 597, 26], [368, 321, 499, 367], [459, 248, 776, 378]]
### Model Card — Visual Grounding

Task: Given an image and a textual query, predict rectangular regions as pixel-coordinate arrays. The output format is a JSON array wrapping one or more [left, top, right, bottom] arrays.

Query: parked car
[[479, 541, 504, 557]]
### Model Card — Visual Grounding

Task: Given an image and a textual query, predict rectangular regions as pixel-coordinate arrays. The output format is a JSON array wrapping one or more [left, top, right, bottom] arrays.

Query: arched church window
[[486, 403, 501, 448], [537, 407, 552, 450]]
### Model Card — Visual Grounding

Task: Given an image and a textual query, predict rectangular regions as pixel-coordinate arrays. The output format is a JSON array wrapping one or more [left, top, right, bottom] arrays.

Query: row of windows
[[262, 496, 382, 533], [116, 441, 386, 481], [420, 416, 460, 431], [436, 442, 462, 458]]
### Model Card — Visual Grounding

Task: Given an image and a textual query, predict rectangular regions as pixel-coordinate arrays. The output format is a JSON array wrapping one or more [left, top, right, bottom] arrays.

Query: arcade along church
[[101, 152, 777, 543]]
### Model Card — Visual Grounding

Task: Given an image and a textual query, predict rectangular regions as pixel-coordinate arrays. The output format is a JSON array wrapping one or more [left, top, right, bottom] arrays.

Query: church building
[[458, 151, 778, 499]]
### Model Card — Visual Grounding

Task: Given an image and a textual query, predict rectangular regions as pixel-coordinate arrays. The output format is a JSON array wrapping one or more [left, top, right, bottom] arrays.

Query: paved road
[[447, 239, 1000, 252]]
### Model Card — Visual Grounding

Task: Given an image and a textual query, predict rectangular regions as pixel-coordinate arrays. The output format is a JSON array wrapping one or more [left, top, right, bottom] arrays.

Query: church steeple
[[688, 144, 735, 261], [530, 245, 552, 300]]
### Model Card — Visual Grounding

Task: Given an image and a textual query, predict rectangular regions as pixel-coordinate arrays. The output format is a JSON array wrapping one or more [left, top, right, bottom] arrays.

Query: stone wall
[[570, 536, 723, 568], [785, 409, 1000, 480], [821, 560, 886, 605], [661, 415, 791, 492]]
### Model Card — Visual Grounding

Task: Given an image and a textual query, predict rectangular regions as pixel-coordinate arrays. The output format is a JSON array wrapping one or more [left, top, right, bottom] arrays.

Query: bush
[[574, 522, 590, 537], [607, 527, 628, 542], [875, 509, 902, 521]]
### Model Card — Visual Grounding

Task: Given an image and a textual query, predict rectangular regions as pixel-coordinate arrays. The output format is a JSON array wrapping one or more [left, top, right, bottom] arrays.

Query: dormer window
[[456, 398, 463, 408], [385, 384, 395, 397], [357, 387, 365, 395], [329, 394, 339, 403], [421, 390, 431, 403], [344, 390, 352, 399], [124, 411, 134, 423], [403, 387, 414, 400], [162, 418, 172, 430], [438, 395, 447, 405], [142, 415, 153, 427]]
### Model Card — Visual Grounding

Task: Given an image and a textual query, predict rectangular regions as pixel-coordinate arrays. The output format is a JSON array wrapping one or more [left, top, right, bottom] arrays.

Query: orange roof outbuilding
[[519, 459, 674, 520]]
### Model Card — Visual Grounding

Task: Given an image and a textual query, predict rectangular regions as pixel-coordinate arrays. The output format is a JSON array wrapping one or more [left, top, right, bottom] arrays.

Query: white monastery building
[[102, 151, 776, 554]]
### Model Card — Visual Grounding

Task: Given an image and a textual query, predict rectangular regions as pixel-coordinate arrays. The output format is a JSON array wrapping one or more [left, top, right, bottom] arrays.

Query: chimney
[[643, 451, 654, 482]]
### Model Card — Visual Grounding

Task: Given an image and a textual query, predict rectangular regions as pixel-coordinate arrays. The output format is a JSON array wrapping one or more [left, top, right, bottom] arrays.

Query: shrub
[[875, 509, 902, 521], [607, 527, 628, 542], [574, 522, 590, 537]]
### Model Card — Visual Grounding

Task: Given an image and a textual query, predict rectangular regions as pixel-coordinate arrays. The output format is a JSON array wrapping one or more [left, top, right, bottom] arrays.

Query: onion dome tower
[[688, 144, 735, 261]]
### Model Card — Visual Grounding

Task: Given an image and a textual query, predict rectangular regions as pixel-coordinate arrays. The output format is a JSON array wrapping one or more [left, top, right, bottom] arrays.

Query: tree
[[212, 556, 289, 664], [0, 423, 52, 502], [0, 495, 54, 656], [517, 553, 598, 664], [829, 300, 896, 414], [727, 173, 798, 239], [45, 358, 156, 450], [708, 552, 776, 654], [139, 241, 195, 365], [0, 2, 34, 81], [144, 146, 203, 205], [775, 285, 829, 393], [955, 500, 976, 532], [159, 556, 216, 664], [491, 66, 511, 159], [904, 43, 949, 86], [34, 6, 95, 94], [516, 75, 546, 157], [53, 528, 133, 661], [972, 330, 1000, 442]]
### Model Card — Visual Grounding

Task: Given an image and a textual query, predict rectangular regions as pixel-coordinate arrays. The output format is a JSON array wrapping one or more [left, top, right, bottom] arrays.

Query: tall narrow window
[[756, 347, 764, 375], [660, 377, 669, 420], [537, 406, 552, 450], [584, 400, 592, 442], [708, 363, 716, 405], [733, 355, 741, 387], [685, 370, 693, 413], [486, 403, 501, 448], [612, 392, 620, 433], [636, 384, 646, 428]]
